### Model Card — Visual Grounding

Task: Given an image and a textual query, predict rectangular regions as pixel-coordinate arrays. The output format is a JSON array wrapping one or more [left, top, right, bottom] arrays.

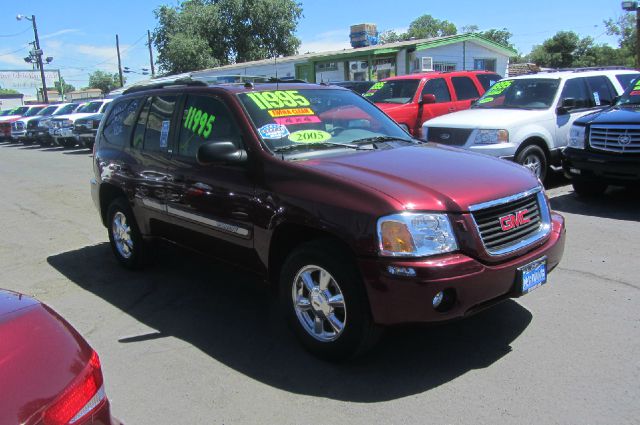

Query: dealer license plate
[[519, 257, 547, 294]]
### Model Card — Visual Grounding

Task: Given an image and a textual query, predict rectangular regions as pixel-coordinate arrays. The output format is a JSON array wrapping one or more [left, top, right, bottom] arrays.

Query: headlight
[[39, 119, 51, 128], [62, 119, 73, 127], [377, 213, 458, 257], [473, 129, 509, 144], [568, 125, 586, 149]]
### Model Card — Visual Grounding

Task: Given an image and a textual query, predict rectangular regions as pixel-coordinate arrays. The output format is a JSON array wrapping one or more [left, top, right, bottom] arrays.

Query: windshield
[[473, 78, 560, 110], [38, 105, 58, 116], [24, 106, 45, 117], [53, 104, 79, 115], [0, 109, 14, 116], [78, 101, 103, 113], [8, 106, 29, 116], [363, 80, 420, 104], [617, 77, 640, 105], [238, 88, 412, 156]]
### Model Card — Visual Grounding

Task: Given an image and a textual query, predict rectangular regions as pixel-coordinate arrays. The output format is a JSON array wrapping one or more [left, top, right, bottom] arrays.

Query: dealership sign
[[0, 69, 60, 89]]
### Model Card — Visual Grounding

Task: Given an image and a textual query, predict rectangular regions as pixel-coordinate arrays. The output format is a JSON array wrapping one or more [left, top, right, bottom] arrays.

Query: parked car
[[0, 288, 121, 425], [0, 105, 46, 142], [0, 105, 30, 122], [422, 68, 640, 181], [74, 112, 104, 149], [330, 80, 376, 95], [92, 80, 565, 360], [363, 70, 502, 137], [563, 76, 640, 195], [50, 99, 113, 148], [25, 103, 81, 145]]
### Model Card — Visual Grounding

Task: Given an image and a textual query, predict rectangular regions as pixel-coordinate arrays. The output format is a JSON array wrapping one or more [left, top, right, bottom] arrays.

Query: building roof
[[192, 33, 518, 75]]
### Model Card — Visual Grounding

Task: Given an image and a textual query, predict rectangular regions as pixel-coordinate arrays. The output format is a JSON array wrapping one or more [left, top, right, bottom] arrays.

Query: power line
[[0, 46, 28, 58], [0, 28, 31, 38]]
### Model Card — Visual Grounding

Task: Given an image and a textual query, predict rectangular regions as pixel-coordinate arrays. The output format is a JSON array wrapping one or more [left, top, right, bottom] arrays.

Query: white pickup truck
[[422, 68, 639, 181], [49, 99, 113, 147]]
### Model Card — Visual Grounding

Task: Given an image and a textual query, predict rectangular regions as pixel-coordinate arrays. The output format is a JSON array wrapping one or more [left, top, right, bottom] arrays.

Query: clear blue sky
[[0, 0, 627, 95]]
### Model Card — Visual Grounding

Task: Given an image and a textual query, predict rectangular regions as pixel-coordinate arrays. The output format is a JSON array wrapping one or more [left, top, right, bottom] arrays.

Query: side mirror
[[197, 140, 247, 165], [556, 97, 576, 115], [420, 94, 436, 104]]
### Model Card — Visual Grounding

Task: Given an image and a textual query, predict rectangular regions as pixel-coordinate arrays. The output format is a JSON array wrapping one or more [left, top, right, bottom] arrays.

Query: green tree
[[406, 14, 457, 39], [88, 70, 124, 94], [153, 0, 303, 75], [529, 31, 582, 68], [604, 13, 636, 66], [479, 28, 514, 49], [0, 88, 21, 95], [54, 77, 75, 95]]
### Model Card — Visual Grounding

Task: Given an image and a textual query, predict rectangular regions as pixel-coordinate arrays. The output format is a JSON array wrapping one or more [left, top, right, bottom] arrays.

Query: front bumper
[[10, 130, 26, 141], [359, 213, 566, 325], [563, 147, 640, 184]]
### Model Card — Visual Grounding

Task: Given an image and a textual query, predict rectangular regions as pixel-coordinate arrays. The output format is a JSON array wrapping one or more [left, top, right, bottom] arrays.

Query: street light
[[16, 13, 49, 102], [621, 1, 640, 68]]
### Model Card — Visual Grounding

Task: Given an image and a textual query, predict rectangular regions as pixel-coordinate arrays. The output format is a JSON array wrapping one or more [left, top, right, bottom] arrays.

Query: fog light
[[387, 265, 416, 277], [432, 291, 444, 308]]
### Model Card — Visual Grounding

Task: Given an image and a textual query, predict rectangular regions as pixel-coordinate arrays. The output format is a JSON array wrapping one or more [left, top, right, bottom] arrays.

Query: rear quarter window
[[101, 98, 142, 146], [476, 74, 502, 91]]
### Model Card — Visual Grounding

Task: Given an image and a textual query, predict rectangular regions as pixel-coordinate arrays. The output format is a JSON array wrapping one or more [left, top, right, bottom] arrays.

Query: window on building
[[452, 76, 480, 100], [178, 95, 241, 160], [421, 78, 451, 103], [474, 58, 497, 72], [102, 98, 142, 146], [315, 62, 338, 72], [433, 62, 456, 72]]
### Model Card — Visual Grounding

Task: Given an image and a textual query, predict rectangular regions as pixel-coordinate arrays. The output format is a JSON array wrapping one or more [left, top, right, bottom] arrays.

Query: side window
[[131, 97, 151, 150], [616, 73, 639, 90], [585, 76, 615, 106], [102, 98, 142, 146], [560, 78, 590, 109], [143, 95, 177, 152], [178, 95, 240, 159], [422, 78, 451, 103], [451, 76, 480, 100], [476, 74, 501, 91]]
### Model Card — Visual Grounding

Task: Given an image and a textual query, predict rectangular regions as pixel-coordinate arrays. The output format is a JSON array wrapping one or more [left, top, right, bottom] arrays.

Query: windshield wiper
[[350, 136, 419, 146], [272, 141, 374, 153]]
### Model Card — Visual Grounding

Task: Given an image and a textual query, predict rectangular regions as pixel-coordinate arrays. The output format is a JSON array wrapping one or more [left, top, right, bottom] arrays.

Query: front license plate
[[519, 257, 547, 294]]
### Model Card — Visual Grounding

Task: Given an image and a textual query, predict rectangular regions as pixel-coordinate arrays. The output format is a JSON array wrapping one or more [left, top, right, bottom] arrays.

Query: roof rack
[[122, 77, 208, 95], [532, 66, 634, 74]]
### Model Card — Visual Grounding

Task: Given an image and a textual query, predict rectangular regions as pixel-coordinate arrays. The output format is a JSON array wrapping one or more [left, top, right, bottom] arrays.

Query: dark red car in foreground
[[0, 289, 120, 425], [92, 80, 565, 360]]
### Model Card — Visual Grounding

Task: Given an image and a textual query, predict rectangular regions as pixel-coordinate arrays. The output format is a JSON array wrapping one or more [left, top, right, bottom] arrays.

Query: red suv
[[92, 79, 565, 360], [364, 70, 501, 137]]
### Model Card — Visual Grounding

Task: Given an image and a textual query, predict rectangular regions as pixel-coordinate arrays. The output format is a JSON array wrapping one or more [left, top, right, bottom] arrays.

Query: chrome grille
[[589, 125, 640, 153], [470, 188, 551, 256], [12, 121, 24, 131]]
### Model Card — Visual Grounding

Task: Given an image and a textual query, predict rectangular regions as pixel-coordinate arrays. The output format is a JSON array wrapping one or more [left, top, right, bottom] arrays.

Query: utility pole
[[147, 30, 155, 77], [116, 34, 124, 87], [29, 15, 48, 103]]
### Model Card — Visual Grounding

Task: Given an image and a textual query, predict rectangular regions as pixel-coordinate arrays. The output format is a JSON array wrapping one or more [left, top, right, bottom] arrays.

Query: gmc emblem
[[499, 209, 530, 231]]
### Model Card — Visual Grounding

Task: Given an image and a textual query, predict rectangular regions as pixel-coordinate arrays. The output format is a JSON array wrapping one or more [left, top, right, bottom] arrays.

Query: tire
[[279, 240, 380, 361], [572, 180, 607, 197], [107, 197, 151, 269], [516, 144, 548, 182]]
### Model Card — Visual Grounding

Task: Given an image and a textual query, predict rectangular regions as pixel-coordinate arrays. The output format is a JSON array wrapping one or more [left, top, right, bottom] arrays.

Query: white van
[[422, 68, 639, 181]]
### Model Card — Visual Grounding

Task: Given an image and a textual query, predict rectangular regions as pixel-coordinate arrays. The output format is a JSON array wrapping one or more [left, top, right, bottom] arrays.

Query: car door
[[418, 77, 456, 126], [163, 93, 260, 270], [555, 77, 593, 150], [120, 95, 178, 235], [450, 75, 481, 111]]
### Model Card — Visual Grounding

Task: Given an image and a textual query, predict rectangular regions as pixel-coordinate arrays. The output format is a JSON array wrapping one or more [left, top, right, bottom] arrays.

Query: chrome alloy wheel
[[112, 211, 133, 259], [292, 265, 347, 342], [522, 154, 542, 178]]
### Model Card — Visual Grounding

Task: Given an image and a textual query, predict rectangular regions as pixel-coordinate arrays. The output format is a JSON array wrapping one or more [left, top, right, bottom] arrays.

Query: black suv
[[564, 78, 640, 195], [92, 79, 565, 360]]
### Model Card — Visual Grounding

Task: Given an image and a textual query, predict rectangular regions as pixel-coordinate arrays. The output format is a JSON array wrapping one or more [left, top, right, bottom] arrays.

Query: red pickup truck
[[364, 70, 501, 137]]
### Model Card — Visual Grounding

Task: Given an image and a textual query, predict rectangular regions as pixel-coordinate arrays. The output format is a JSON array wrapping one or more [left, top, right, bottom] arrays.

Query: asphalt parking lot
[[1, 141, 638, 425]]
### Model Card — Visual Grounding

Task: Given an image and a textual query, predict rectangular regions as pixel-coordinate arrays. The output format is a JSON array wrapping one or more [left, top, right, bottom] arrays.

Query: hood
[[0, 115, 22, 122], [53, 112, 93, 121], [0, 289, 93, 425], [424, 107, 551, 129], [576, 105, 640, 125], [299, 143, 539, 212]]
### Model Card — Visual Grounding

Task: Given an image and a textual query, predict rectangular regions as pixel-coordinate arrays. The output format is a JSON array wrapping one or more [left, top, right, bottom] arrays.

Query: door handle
[[448, 107, 456, 112]]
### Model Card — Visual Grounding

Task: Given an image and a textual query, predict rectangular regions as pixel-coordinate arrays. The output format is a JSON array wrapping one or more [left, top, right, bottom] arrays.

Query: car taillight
[[43, 351, 106, 425]]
